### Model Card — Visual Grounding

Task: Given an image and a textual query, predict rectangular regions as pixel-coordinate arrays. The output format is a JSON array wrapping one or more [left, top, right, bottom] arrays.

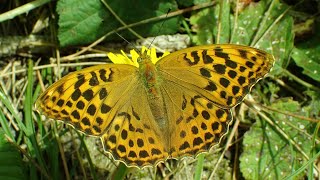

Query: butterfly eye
[[137, 57, 143, 63]]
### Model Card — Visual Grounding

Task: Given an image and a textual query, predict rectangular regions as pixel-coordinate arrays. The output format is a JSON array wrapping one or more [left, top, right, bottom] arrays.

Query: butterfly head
[[137, 50, 152, 64]]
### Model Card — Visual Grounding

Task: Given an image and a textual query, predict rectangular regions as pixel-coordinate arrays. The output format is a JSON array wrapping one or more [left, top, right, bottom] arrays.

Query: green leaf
[[190, 8, 215, 45], [304, 90, 320, 117], [291, 48, 320, 81], [240, 99, 313, 179], [291, 21, 320, 82], [256, 15, 294, 76], [177, 0, 193, 7], [57, 0, 179, 46], [190, 0, 231, 45], [0, 129, 25, 180], [230, 0, 294, 76], [215, 0, 230, 43], [230, 1, 268, 45]]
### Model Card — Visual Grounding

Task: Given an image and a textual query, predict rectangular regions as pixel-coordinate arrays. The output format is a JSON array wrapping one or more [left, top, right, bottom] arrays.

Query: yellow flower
[[107, 46, 170, 67]]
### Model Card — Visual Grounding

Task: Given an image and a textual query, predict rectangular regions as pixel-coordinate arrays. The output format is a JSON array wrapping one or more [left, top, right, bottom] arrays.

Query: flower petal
[[107, 46, 171, 67]]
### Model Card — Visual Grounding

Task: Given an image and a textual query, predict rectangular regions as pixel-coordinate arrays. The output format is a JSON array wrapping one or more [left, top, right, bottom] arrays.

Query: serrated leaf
[[57, 0, 179, 46], [0, 129, 25, 180], [240, 99, 313, 180]]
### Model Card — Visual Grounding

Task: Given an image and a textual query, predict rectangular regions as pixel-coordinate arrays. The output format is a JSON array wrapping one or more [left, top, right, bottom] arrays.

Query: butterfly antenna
[[115, 32, 141, 54], [147, 8, 171, 50]]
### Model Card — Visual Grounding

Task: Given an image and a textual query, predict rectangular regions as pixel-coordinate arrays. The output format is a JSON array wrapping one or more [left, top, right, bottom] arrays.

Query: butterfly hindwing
[[101, 84, 170, 167], [159, 79, 232, 158]]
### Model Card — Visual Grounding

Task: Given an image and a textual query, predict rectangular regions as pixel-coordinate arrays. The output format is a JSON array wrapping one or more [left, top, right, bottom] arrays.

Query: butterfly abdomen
[[138, 54, 171, 142]]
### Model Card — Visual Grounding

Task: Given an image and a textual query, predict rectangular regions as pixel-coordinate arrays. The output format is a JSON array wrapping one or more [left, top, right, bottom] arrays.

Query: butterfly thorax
[[138, 53, 169, 137]]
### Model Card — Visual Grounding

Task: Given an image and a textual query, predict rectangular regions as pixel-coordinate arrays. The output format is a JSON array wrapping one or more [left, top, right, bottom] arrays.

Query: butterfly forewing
[[157, 44, 274, 109], [36, 64, 139, 136]]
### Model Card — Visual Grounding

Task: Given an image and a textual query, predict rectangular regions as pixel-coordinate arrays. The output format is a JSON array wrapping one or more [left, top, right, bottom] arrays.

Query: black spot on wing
[[228, 70, 237, 79], [89, 71, 99, 86], [213, 64, 226, 74], [99, 88, 108, 100], [99, 69, 108, 82], [200, 68, 211, 78], [238, 49, 248, 59], [184, 51, 200, 65], [83, 89, 94, 101], [75, 74, 85, 89], [71, 89, 81, 101], [226, 60, 237, 69], [219, 78, 230, 88], [204, 81, 217, 92], [202, 50, 214, 64], [246, 61, 254, 68]]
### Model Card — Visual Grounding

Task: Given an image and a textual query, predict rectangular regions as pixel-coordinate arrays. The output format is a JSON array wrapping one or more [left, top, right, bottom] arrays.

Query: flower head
[[107, 46, 170, 67]]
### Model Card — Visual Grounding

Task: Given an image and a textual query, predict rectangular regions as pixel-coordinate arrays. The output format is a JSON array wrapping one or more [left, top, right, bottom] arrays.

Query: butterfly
[[35, 44, 274, 167]]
